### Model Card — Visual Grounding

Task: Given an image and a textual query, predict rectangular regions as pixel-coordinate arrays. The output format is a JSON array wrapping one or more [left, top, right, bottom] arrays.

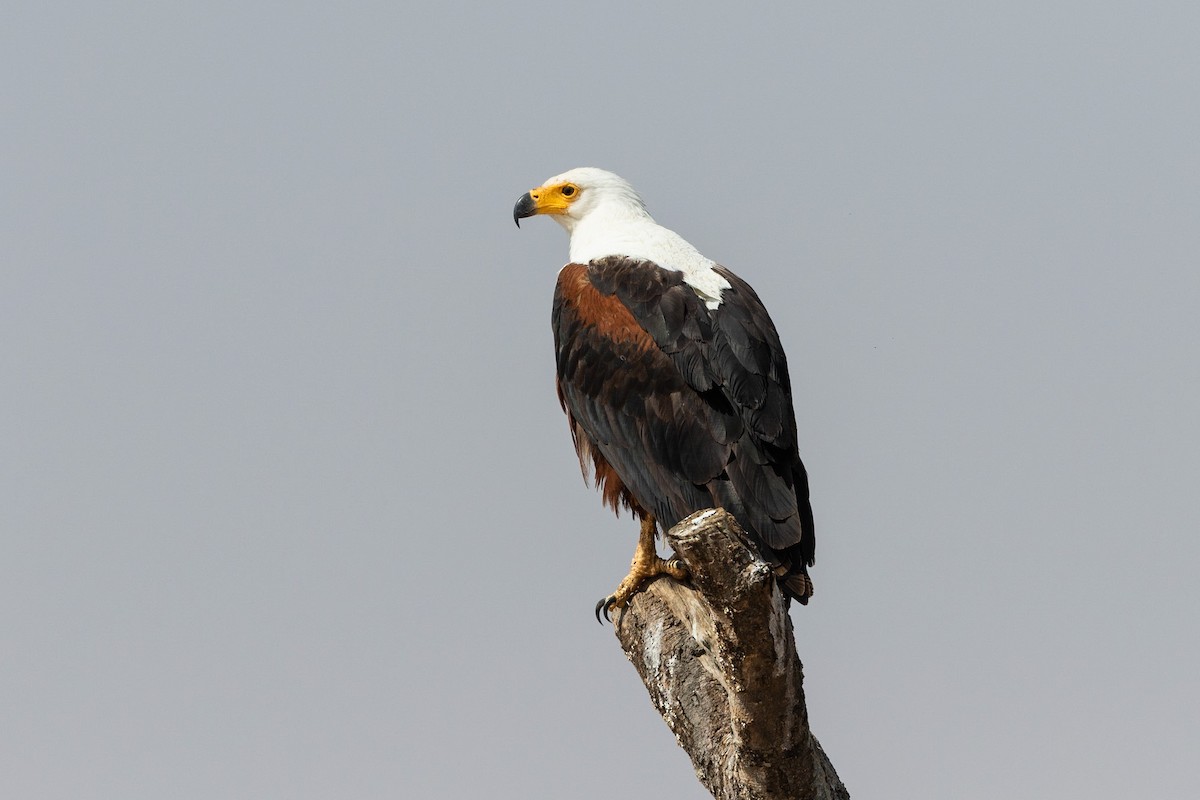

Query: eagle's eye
[[561, 184, 577, 197]]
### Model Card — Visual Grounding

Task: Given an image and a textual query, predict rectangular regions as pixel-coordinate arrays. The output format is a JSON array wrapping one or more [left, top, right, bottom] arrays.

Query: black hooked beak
[[513, 192, 537, 228]]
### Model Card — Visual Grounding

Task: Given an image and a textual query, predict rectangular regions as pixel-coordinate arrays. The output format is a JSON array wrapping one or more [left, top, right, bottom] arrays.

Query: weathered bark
[[611, 509, 849, 800]]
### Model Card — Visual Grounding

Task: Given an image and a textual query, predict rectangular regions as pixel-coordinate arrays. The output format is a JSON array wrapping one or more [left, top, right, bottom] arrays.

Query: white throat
[[557, 205, 730, 309]]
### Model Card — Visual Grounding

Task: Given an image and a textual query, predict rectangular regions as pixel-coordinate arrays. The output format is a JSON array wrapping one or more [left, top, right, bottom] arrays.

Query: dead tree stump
[[611, 508, 849, 800]]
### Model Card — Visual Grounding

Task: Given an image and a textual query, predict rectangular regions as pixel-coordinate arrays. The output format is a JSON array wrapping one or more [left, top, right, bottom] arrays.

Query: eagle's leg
[[595, 515, 689, 624]]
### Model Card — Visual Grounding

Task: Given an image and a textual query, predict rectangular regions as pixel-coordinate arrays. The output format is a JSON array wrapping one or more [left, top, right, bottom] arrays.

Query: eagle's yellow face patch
[[525, 181, 581, 216]]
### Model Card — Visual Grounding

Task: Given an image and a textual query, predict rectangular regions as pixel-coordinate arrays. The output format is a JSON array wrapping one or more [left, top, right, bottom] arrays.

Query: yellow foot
[[594, 556, 689, 623], [595, 516, 689, 624]]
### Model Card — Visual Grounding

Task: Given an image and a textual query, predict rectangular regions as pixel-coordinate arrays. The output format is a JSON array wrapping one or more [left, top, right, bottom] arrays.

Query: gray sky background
[[3, 2, 1198, 798]]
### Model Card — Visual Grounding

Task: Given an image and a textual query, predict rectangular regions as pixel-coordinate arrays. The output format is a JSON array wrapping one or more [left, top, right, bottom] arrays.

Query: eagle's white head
[[513, 167, 729, 307], [513, 167, 651, 235]]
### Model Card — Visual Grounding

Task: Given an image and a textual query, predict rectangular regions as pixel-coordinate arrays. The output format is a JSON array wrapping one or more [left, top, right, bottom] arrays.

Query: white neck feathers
[[558, 203, 730, 309]]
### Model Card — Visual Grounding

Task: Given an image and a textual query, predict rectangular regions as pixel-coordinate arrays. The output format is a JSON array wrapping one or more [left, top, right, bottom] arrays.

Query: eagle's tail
[[780, 569, 814, 605]]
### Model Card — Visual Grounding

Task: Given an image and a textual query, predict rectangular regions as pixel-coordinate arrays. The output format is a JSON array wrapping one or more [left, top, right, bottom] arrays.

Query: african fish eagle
[[514, 168, 815, 622]]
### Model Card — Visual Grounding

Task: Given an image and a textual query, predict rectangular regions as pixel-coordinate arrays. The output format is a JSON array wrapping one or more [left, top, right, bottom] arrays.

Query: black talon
[[595, 596, 615, 624]]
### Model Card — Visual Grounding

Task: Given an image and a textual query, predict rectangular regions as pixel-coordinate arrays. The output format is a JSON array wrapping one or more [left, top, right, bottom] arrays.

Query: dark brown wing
[[553, 257, 815, 599]]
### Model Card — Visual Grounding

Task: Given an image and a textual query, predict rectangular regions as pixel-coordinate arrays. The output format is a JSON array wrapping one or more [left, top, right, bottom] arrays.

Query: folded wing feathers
[[556, 257, 813, 573]]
